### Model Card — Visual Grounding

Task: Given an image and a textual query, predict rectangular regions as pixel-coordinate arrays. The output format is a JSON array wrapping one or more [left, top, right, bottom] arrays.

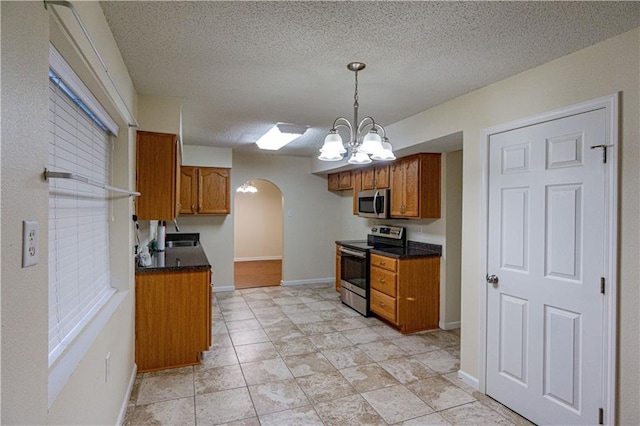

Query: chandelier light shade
[[319, 62, 395, 163], [236, 181, 258, 193]]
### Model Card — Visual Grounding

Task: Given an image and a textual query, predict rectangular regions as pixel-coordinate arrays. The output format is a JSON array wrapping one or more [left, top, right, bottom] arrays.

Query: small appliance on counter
[[338, 225, 406, 316], [157, 220, 166, 251]]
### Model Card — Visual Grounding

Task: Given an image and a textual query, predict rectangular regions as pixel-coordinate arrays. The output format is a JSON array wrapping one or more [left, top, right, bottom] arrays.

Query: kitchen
[[2, 1, 639, 425]]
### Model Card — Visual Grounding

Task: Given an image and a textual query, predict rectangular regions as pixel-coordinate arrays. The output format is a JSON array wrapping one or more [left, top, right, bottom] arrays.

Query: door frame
[[478, 94, 619, 424]]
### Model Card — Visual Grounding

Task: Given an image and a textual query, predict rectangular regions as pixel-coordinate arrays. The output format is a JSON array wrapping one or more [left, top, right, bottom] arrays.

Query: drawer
[[370, 254, 397, 272], [370, 267, 397, 297], [370, 289, 397, 324]]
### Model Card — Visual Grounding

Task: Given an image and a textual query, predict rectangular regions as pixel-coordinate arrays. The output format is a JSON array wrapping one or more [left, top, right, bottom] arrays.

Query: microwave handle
[[373, 190, 379, 216]]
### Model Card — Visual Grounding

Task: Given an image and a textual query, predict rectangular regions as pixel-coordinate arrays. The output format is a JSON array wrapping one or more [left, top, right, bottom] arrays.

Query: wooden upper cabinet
[[362, 164, 390, 190], [362, 167, 375, 190], [199, 167, 230, 214], [328, 171, 352, 191], [180, 166, 230, 215], [328, 173, 340, 191], [338, 171, 352, 189], [180, 166, 197, 214], [390, 153, 441, 218], [136, 131, 181, 220]]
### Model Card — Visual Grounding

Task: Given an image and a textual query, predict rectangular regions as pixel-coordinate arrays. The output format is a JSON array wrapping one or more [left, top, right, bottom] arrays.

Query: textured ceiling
[[100, 1, 639, 157]]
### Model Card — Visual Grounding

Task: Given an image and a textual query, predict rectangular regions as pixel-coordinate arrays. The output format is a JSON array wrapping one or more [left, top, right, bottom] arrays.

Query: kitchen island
[[135, 245, 212, 372]]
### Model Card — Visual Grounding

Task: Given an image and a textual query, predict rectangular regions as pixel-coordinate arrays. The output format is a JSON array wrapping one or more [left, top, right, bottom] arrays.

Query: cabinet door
[[136, 131, 179, 220], [361, 167, 375, 190], [389, 161, 405, 217], [199, 168, 230, 214], [338, 171, 352, 190], [374, 164, 390, 189], [402, 156, 421, 217], [135, 270, 210, 372], [179, 166, 197, 214], [328, 173, 340, 191]]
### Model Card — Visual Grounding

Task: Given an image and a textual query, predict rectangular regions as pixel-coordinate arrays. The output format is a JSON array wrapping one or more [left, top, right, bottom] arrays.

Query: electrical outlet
[[105, 352, 111, 383], [22, 221, 38, 267]]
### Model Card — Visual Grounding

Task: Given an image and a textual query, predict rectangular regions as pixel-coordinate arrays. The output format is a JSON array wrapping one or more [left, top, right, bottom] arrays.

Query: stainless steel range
[[339, 225, 406, 316]]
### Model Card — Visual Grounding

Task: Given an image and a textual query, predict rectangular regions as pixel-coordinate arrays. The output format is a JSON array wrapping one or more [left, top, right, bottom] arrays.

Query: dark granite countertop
[[336, 239, 442, 259], [371, 241, 442, 259], [135, 245, 211, 274]]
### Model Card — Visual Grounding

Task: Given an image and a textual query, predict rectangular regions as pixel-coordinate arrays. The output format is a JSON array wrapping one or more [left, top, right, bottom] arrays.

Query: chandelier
[[236, 181, 258, 193], [319, 62, 395, 164]]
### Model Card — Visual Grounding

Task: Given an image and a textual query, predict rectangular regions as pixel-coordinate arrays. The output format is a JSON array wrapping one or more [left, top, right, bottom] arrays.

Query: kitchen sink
[[165, 240, 199, 248]]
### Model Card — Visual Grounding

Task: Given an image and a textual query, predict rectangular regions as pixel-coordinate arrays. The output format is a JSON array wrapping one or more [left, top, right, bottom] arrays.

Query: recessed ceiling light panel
[[256, 122, 309, 150]]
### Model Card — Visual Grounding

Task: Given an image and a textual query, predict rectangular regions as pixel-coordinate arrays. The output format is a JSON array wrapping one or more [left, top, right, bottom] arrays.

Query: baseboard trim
[[439, 320, 461, 330], [213, 286, 236, 293], [234, 256, 283, 262], [457, 370, 480, 391], [117, 363, 138, 426], [282, 278, 333, 287]]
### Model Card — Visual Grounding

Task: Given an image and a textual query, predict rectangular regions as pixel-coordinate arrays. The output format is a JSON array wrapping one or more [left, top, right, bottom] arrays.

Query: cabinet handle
[[198, 204, 202, 212], [379, 301, 385, 307], [378, 278, 385, 283], [380, 261, 386, 266], [191, 204, 195, 212]]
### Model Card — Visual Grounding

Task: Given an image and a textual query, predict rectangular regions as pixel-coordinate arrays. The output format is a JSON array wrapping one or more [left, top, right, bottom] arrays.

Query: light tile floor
[[124, 283, 533, 425]]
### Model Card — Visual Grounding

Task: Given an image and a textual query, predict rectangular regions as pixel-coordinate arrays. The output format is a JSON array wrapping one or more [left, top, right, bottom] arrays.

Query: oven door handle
[[339, 247, 367, 258]]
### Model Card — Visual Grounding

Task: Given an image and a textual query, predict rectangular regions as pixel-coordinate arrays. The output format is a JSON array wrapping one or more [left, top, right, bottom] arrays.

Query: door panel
[[500, 187, 529, 272], [499, 294, 528, 386], [486, 108, 606, 425], [544, 305, 581, 412]]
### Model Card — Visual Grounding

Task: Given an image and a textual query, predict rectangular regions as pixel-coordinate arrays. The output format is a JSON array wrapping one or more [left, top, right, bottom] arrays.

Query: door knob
[[486, 274, 499, 285]]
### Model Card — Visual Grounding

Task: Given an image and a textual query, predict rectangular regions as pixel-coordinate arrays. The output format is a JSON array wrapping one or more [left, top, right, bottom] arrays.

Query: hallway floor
[[124, 283, 532, 425]]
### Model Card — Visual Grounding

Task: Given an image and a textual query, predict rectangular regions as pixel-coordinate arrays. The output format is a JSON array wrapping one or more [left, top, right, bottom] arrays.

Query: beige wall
[[234, 180, 284, 260], [319, 28, 640, 424], [444, 150, 463, 326], [183, 145, 233, 168], [1, 2, 137, 424], [137, 94, 182, 136]]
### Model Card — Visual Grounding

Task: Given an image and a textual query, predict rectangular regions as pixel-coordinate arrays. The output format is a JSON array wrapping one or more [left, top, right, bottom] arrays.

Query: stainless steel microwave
[[357, 189, 390, 218]]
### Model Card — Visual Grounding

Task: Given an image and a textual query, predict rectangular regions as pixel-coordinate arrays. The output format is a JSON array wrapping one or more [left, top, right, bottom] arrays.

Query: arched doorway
[[233, 179, 283, 288]]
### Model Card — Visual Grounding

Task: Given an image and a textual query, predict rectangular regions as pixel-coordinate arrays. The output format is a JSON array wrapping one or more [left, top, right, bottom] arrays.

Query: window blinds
[[48, 65, 115, 363]]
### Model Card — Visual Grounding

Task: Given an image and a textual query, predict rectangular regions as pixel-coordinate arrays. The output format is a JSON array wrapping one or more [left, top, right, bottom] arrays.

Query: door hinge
[[600, 277, 605, 294], [590, 144, 613, 163], [599, 407, 604, 424]]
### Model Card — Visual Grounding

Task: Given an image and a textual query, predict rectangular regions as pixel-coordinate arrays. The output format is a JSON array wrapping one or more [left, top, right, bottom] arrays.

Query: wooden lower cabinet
[[135, 269, 212, 372], [369, 253, 440, 333]]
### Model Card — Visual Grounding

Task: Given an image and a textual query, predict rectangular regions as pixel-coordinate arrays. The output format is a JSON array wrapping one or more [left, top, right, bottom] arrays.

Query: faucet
[[173, 219, 180, 232]]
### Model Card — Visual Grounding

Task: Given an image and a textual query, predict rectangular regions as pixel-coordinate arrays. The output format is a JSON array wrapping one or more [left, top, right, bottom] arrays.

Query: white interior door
[[486, 108, 608, 425]]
